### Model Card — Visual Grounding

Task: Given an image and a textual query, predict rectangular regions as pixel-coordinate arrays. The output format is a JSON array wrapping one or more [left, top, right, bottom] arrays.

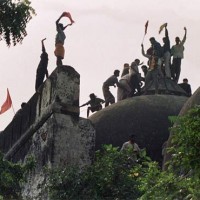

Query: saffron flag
[[0, 89, 12, 114], [159, 23, 167, 34], [62, 12, 75, 24], [145, 20, 149, 35]]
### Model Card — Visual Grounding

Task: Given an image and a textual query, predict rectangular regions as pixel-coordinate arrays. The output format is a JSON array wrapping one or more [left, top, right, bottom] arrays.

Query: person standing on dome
[[171, 27, 187, 83], [103, 70, 123, 107]]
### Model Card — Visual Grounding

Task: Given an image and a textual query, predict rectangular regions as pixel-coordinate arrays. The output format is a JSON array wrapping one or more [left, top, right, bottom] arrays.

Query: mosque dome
[[89, 94, 188, 164]]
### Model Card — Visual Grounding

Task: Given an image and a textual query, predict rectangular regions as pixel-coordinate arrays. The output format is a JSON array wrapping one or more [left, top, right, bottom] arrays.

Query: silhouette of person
[[178, 78, 192, 97], [149, 37, 164, 77], [141, 65, 148, 82], [13, 102, 27, 119], [54, 13, 73, 67], [129, 59, 143, 95], [161, 23, 171, 78], [121, 63, 129, 77], [171, 27, 187, 83], [35, 38, 48, 91], [80, 93, 105, 117]]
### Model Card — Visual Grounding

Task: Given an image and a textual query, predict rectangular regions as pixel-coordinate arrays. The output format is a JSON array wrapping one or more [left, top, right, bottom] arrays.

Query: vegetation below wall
[[0, 155, 35, 200], [0, 106, 200, 200], [47, 106, 200, 200]]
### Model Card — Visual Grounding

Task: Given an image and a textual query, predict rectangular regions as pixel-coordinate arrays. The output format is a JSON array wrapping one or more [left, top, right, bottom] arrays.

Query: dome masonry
[[89, 94, 188, 164]]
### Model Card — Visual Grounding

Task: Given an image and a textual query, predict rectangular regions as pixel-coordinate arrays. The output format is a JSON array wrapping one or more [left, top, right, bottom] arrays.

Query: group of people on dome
[[81, 23, 192, 117]]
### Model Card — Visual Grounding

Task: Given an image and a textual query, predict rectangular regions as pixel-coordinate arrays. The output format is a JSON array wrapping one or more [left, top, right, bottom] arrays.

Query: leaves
[[47, 105, 200, 199], [0, 152, 35, 199], [0, 0, 35, 46]]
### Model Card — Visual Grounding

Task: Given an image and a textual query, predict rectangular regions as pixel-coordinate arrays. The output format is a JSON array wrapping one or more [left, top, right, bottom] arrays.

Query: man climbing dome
[[80, 93, 105, 117]]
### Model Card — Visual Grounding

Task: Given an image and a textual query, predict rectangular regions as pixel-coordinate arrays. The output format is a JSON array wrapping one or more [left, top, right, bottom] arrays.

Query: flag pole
[[141, 33, 145, 44], [11, 103, 15, 115]]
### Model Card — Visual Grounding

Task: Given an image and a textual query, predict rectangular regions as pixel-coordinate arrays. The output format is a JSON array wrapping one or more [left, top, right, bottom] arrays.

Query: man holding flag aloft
[[54, 12, 75, 67], [160, 23, 171, 79]]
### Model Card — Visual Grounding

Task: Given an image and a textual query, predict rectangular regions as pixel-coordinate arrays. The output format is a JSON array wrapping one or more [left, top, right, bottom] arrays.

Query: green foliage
[[0, 153, 35, 200], [48, 145, 151, 200], [138, 162, 200, 200], [138, 106, 200, 199], [47, 106, 200, 199], [168, 105, 200, 175], [0, 0, 35, 46]]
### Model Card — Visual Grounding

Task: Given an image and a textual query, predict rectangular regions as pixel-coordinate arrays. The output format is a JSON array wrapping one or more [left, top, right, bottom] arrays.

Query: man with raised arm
[[54, 13, 73, 67], [35, 38, 49, 91], [162, 23, 171, 79], [171, 27, 187, 83]]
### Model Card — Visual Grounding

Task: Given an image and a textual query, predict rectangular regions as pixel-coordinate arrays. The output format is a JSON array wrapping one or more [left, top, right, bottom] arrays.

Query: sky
[[0, 0, 200, 130]]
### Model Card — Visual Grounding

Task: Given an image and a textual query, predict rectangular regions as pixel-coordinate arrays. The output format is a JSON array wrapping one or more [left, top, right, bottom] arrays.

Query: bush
[[0, 153, 35, 200], [48, 145, 151, 200], [47, 106, 200, 200]]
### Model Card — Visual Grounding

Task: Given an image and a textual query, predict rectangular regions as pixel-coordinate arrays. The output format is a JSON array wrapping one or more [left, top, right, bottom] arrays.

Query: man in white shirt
[[171, 27, 187, 83], [121, 134, 140, 154]]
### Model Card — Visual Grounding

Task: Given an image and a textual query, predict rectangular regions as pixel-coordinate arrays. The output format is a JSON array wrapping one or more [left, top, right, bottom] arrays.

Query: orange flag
[[62, 12, 75, 24], [0, 89, 12, 114], [145, 20, 149, 35], [159, 23, 167, 34]]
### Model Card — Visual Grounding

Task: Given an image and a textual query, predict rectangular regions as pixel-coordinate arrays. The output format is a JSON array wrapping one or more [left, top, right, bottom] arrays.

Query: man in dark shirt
[[149, 37, 164, 77], [35, 38, 49, 92], [149, 37, 163, 59], [178, 78, 192, 97], [162, 23, 171, 78], [103, 70, 122, 107], [80, 93, 104, 117]]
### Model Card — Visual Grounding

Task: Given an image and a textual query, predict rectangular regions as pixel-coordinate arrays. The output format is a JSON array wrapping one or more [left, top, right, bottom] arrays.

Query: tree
[[0, 0, 35, 46], [46, 106, 200, 199], [0, 152, 35, 200]]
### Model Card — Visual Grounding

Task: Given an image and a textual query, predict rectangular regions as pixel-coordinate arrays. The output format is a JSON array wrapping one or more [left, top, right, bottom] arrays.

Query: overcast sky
[[0, 0, 200, 129]]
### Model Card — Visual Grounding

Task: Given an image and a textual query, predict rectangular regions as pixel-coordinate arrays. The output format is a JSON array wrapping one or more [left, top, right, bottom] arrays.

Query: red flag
[[62, 12, 75, 24], [145, 20, 149, 35], [0, 89, 12, 114]]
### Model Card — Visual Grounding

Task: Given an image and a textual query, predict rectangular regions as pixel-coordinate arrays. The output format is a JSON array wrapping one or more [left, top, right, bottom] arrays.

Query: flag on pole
[[145, 20, 149, 35], [0, 88, 12, 114], [159, 23, 167, 34], [62, 12, 75, 24]]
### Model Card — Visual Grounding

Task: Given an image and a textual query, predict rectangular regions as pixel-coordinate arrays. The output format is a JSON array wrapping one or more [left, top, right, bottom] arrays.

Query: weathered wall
[[22, 114, 95, 200], [1, 65, 82, 161], [0, 65, 95, 200]]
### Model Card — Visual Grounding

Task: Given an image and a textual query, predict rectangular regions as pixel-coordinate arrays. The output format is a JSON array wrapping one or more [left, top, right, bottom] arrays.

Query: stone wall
[[22, 114, 95, 200], [0, 65, 95, 200]]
